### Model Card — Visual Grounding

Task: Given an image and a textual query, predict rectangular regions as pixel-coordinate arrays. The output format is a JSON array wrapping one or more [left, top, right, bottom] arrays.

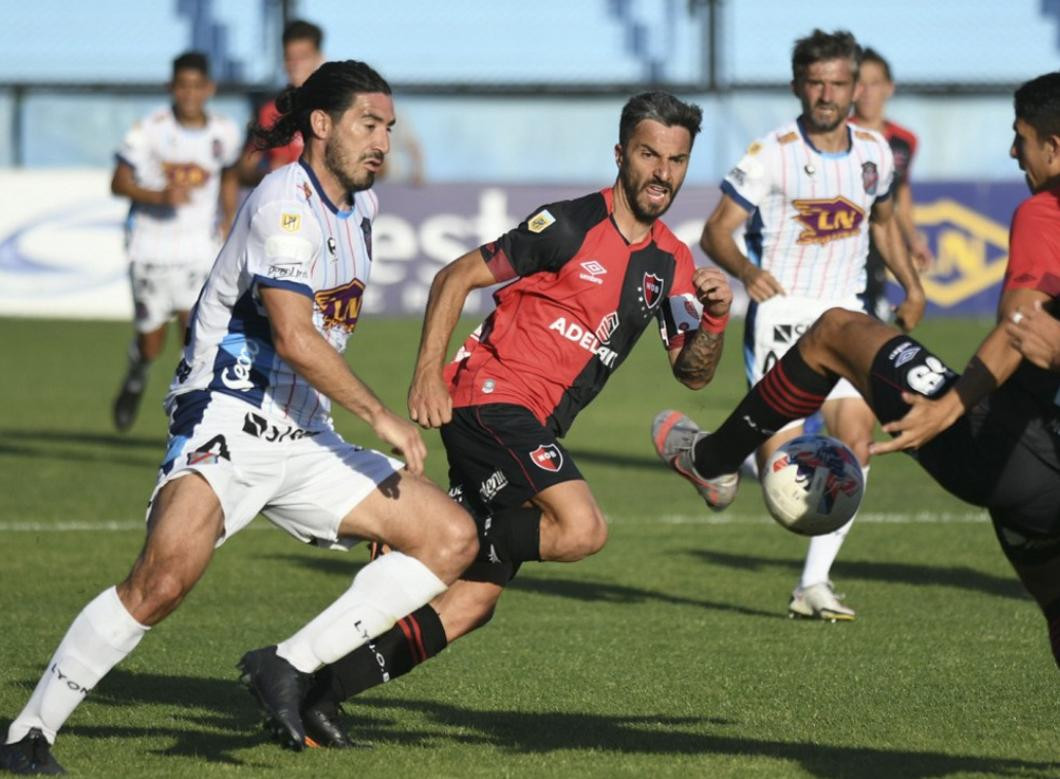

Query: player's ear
[[309, 108, 331, 140], [614, 142, 624, 168]]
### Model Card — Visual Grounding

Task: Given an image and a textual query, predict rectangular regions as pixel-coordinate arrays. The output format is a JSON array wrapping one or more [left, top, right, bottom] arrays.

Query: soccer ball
[[761, 435, 864, 536]]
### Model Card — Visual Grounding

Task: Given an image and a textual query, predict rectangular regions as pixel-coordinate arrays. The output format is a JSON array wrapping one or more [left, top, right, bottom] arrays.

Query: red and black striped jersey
[[444, 187, 702, 437]]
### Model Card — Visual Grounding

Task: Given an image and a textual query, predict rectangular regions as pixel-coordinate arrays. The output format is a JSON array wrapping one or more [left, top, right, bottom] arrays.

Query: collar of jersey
[[796, 116, 852, 160], [299, 159, 356, 219]]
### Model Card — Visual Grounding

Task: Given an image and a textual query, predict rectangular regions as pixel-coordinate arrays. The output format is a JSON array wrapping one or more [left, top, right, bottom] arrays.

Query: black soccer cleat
[[237, 645, 312, 751], [0, 728, 65, 775], [112, 378, 145, 432], [301, 702, 354, 749]]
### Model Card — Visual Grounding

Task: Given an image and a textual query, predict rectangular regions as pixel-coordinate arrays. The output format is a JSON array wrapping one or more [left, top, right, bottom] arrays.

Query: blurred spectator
[[237, 20, 325, 185], [111, 52, 241, 431], [852, 47, 934, 320]]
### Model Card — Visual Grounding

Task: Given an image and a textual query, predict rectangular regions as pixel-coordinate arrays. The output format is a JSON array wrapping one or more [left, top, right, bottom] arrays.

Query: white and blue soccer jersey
[[167, 161, 379, 432], [722, 118, 895, 300], [117, 106, 241, 266]]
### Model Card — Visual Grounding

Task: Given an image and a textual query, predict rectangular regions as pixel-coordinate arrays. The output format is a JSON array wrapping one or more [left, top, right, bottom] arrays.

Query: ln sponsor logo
[[280, 212, 301, 232], [221, 339, 260, 391], [792, 197, 865, 244], [529, 444, 563, 472], [579, 260, 607, 285], [548, 317, 618, 367]]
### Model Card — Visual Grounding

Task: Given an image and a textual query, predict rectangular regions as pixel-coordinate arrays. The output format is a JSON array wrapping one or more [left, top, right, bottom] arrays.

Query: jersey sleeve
[[1005, 195, 1060, 296], [875, 142, 897, 203], [719, 138, 775, 213], [658, 245, 703, 350], [116, 120, 150, 171], [479, 198, 592, 282], [247, 199, 323, 298]]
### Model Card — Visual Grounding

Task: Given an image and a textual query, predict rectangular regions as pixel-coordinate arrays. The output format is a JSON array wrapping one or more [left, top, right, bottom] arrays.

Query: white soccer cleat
[[788, 581, 856, 622], [651, 410, 739, 511]]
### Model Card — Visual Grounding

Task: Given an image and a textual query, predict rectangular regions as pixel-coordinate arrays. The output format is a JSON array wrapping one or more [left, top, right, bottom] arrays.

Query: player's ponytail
[[250, 60, 391, 151]]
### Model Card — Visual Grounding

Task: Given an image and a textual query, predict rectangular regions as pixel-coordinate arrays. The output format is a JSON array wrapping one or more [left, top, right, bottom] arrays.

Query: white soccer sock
[[6, 587, 149, 745], [275, 552, 446, 674], [799, 466, 870, 589]]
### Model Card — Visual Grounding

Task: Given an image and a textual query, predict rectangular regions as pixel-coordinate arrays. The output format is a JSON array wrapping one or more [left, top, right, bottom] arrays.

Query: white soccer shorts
[[129, 260, 211, 333], [745, 294, 865, 431], [149, 393, 404, 549]]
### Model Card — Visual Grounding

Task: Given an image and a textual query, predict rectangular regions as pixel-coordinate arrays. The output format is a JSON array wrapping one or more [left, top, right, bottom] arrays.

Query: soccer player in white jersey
[[0, 60, 476, 774], [694, 29, 925, 620], [111, 52, 242, 432]]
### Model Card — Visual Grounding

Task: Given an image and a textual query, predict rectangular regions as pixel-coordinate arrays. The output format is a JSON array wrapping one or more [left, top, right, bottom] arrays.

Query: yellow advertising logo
[[913, 199, 1009, 308], [792, 196, 865, 245], [281, 212, 301, 233]]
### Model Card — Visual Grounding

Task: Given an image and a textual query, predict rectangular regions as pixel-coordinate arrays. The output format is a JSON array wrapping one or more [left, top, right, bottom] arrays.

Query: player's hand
[[371, 408, 428, 475], [692, 267, 733, 319], [910, 233, 934, 273], [1005, 301, 1060, 372], [739, 266, 786, 302], [160, 185, 190, 207], [408, 370, 453, 429], [893, 292, 926, 332], [870, 391, 961, 455]]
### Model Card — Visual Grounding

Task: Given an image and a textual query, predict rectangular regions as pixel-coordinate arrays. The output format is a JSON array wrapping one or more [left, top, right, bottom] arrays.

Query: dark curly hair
[[791, 29, 862, 83]]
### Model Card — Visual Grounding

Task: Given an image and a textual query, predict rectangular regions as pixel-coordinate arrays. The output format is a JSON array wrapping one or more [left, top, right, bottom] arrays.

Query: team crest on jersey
[[862, 162, 879, 195], [746, 141, 762, 155], [792, 197, 865, 245], [642, 272, 663, 309], [529, 444, 563, 472], [527, 209, 556, 234], [281, 213, 301, 232], [315, 278, 366, 332]]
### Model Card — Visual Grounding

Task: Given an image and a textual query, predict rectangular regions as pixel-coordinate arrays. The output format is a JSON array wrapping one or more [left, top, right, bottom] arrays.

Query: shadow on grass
[[6, 673, 1055, 777], [688, 549, 1028, 601], [0, 428, 163, 469], [270, 553, 779, 619], [342, 697, 1057, 779], [0, 428, 163, 450], [565, 447, 663, 471]]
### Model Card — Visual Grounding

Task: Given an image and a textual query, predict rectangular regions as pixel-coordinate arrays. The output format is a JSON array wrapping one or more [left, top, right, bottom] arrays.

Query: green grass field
[[1, 315, 1056, 778]]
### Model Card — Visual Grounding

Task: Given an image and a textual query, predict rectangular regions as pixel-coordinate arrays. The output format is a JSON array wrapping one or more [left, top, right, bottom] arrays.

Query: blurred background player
[[696, 29, 925, 621], [237, 20, 325, 185], [111, 51, 241, 432], [852, 47, 934, 320]]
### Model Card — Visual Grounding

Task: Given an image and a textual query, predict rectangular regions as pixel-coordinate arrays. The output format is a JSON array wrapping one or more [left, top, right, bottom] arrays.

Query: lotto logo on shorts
[[529, 444, 563, 472]]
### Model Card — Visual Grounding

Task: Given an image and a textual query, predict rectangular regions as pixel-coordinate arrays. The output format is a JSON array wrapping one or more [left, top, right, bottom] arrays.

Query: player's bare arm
[[869, 196, 926, 330], [1006, 299, 1060, 371], [219, 165, 240, 238], [871, 286, 1047, 454], [895, 183, 933, 270], [670, 267, 732, 388], [409, 249, 497, 428], [701, 194, 785, 301], [260, 285, 428, 474], [111, 160, 189, 207]]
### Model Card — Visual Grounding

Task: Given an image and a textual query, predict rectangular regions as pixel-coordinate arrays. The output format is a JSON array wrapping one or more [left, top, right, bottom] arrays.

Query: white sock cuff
[[86, 587, 150, 653], [352, 552, 447, 620]]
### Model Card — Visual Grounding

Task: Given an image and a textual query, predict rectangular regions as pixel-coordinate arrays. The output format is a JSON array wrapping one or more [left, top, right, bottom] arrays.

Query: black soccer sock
[[1044, 598, 1060, 669], [474, 506, 542, 564], [302, 604, 448, 713], [692, 343, 838, 477]]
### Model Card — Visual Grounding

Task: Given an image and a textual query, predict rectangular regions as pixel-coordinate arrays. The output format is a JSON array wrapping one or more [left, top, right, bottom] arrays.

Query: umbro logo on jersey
[[579, 260, 607, 285], [529, 444, 563, 472]]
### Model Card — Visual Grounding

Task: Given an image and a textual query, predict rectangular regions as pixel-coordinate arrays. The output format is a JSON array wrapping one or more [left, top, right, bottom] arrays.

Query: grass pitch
[[0, 315, 1056, 778]]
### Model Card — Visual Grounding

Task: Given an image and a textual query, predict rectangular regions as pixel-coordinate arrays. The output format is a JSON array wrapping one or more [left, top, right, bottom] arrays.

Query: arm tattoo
[[673, 328, 724, 386]]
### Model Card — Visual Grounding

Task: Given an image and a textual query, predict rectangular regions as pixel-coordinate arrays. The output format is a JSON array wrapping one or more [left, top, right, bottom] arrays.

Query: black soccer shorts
[[869, 334, 1060, 540], [440, 403, 585, 586]]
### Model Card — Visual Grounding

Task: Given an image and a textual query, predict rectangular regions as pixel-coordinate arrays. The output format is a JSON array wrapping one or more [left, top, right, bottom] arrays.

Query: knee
[[437, 505, 480, 571], [119, 567, 190, 625], [550, 506, 609, 561], [806, 307, 857, 349]]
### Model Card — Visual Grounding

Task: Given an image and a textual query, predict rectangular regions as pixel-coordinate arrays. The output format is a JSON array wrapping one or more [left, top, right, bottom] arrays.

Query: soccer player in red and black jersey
[[852, 48, 934, 319], [283, 92, 733, 747], [657, 71, 1060, 670]]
